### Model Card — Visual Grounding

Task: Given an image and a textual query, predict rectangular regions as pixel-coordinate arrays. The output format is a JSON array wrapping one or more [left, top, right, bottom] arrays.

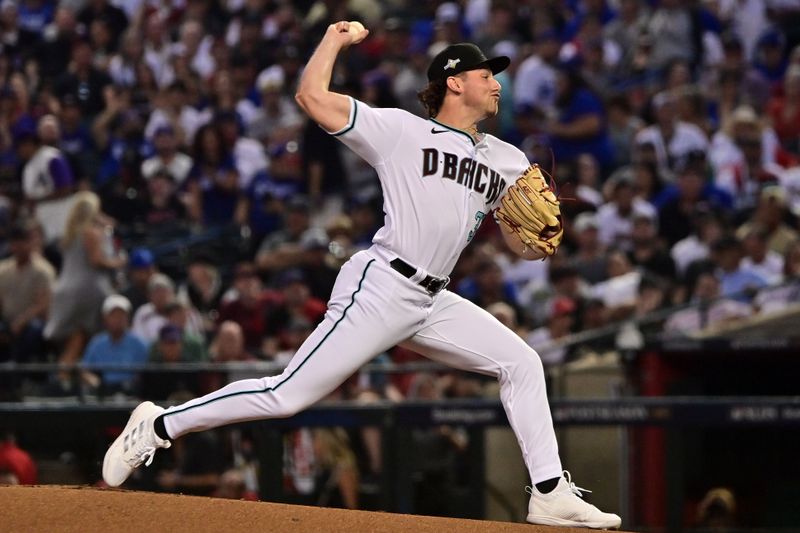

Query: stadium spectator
[[255, 195, 328, 276], [163, 300, 205, 346], [217, 262, 274, 354], [628, 210, 676, 280], [570, 212, 608, 284], [121, 247, 157, 313], [486, 301, 527, 339], [77, 0, 128, 50], [140, 125, 193, 186], [709, 105, 782, 191], [754, 239, 800, 315], [144, 81, 211, 146], [591, 249, 641, 320], [0, 219, 54, 362], [186, 123, 245, 228], [709, 235, 769, 302], [55, 39, 113, 118], [635, 91, 709, 175], [215, 109, 268, 190], [209, 321, 254, 363], [696, 487, 738, 529], [456, 259, 525, 322], [177, 256, 223, 336], [547, 65, 614, 170], [148, 323, 206, 364], [80, 294, 147, 395], [0, 431, 37, 485], [513, 29, 560, 116], [645, 0, 698, 70], [108, 28, 144, 88], [248, 65, 304, 147], [596, 172, 657, 250], [0, 0, 795, 406], [664, 271, 752, 334], [131, 272, 176, 346], [752, 29, 788, 90], [18, 115, 76, 244], [656, 156, 733, 245], [139, 169, 188, 227], [574, 153, 606, 208], [735, 186, 799, 255], [57, 94, 96, 183], [606, 93, 645, 168], [741, 225, 785, 285], [526, 296, 576, 366], [264, 269, 326, 347], [671, 209, 725, 278], [45, 191, 125, 371], [767, 64, 800, 155]]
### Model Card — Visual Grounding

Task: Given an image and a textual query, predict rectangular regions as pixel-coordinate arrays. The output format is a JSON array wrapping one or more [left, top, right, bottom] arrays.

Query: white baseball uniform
[[160, 97, 563, 484]]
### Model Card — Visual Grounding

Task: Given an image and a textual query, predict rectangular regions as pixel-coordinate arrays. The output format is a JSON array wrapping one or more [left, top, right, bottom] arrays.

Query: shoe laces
[[123, 419, 168, 468], [561, 470, 592, 498], [525, 470, 592, 499]]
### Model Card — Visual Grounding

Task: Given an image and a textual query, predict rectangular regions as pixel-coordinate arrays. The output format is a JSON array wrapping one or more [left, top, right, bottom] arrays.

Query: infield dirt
[[1, 485, 632, 532]]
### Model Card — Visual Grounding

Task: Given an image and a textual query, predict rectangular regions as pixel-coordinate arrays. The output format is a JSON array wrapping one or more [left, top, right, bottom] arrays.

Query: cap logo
[[444, 58, 461, 71]]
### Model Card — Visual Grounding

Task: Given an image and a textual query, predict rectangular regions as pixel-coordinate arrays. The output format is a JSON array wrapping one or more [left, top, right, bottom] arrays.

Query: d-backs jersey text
[[329, 97, 529, 277]]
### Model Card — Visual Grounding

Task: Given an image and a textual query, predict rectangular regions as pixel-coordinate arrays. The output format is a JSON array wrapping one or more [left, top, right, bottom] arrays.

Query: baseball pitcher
[[103, 21, 620, 529]]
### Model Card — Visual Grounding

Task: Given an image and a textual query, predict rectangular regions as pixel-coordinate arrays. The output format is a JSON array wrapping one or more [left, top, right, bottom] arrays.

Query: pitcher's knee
[[506, 350, 545, 380]]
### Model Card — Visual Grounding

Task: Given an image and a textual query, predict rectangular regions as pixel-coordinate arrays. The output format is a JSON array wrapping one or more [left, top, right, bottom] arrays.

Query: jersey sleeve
[[326, 97, 407, 167]]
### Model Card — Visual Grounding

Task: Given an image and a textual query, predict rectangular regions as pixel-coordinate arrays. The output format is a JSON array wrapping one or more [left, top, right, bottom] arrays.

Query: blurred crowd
[[0, 0, 798, 515], [0, 0, 799, 385]]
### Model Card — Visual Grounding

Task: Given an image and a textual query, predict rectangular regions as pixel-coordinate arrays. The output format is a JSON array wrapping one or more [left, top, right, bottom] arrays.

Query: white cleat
[[526, 471, 622, 529], [102, 401, 171, 487]]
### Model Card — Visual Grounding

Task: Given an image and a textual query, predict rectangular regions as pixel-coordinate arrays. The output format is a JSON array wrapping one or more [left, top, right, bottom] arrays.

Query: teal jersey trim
[[332, 99, 358, 137], [429, 118, 476, 146], [163, 259, 376, 418]]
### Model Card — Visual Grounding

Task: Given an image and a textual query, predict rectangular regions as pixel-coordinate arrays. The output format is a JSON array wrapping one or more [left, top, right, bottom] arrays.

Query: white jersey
[[329, 97, 528, 277]]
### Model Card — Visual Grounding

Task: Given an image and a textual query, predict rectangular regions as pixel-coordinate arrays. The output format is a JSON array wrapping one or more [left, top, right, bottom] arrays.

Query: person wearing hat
[[247, 65, 304, 145], [570, 212, 608, 284], [140, 124, 193, 186], [17, 114, 77, 243], [80, 294, 147, 395], [734, 185, 799, 256], [121, 247, 157, 313], [255, 194, 328, 275], [104, 21, 621, 530], [143, 323, 207, 400], [0, 219, 55, 363], [131, 272, 176, 346]]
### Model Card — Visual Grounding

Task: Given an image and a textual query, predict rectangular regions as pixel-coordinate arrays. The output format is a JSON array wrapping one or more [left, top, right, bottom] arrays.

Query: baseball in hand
[[348, 21, 365, 34]]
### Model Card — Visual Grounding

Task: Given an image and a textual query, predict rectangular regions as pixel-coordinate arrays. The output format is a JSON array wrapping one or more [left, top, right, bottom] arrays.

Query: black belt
[[389, 258, 449, 295]]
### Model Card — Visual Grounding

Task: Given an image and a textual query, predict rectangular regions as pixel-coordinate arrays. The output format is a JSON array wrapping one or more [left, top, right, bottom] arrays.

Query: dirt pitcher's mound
[[1, 485, 627, 532]]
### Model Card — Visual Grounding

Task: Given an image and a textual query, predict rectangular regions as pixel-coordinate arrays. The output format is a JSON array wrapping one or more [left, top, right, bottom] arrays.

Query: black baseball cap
[[427, 43, 510, 82]]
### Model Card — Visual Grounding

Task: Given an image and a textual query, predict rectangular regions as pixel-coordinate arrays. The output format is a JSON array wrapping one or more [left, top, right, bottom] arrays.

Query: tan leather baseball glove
[[494, 164, 563, 256]]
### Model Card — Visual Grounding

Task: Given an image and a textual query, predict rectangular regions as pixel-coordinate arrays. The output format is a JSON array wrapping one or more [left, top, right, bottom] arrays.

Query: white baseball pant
[[161, 245, 562, 484]]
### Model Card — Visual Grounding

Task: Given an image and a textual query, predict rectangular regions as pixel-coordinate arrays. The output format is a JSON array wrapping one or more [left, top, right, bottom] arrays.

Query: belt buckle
[[424, 277, 448, 295]]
